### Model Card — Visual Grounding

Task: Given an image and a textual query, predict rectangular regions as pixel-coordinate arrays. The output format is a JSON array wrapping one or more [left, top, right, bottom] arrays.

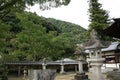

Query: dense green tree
[[0, 14, 22, 63], [0, 11, 73, 61], [0, 0, 71, 19], [0, 15, 11, 79], [0, 63, 8, 80], [46, 18, 89, 44], [0, 0, 70, 11], [8, 12, 72, 61], [0, 10, 89, 62], [0, 22, 11, 54], [88, 0, 109, 40]]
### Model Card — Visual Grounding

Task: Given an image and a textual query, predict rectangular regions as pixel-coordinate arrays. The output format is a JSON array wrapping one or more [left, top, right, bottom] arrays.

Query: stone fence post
[[60, 60, 65, 74]]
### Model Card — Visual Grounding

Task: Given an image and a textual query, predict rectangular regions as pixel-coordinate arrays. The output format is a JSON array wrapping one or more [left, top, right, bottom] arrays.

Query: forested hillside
[[0, 11, 88, 62], [46, 18, 89, 44]]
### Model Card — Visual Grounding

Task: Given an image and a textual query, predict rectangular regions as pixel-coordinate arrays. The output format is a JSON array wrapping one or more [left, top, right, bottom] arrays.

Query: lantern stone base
[[74, 73, 89, 80], [87, 58, 105, 80]]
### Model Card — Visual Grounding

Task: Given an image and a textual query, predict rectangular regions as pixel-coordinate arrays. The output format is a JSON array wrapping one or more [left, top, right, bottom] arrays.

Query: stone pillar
[[42, 58, 47, 70], [87, 57, 105, 80], [23, 69, 27, 80], [74, 56, 89, 80], [60, 60, 65, 74], [42, 62, 47, 70], [78, 57, 84, 73]]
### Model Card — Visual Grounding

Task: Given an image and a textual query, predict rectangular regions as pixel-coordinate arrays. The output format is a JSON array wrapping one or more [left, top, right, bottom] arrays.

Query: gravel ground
[[8, 72, 108, 80], [8, 72, 76, 80]]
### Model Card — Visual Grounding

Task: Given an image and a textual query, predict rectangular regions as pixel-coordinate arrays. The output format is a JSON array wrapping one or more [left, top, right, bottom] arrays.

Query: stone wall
[[28, 69, 56, 80]]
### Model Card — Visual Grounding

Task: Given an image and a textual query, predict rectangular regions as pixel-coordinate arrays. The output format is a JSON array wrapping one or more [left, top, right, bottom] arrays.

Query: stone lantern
[[84, 29, 109, 80], [74, 44, 86, 73], [74, 44, 89, 80]]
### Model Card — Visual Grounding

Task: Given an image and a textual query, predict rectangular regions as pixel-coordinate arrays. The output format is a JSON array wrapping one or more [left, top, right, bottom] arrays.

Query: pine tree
[[88, 0, 109, 40]]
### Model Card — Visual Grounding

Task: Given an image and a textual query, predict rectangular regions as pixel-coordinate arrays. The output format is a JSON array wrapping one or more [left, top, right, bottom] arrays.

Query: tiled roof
[[85, 42, 120, 53], [102, 42, 119, 52]]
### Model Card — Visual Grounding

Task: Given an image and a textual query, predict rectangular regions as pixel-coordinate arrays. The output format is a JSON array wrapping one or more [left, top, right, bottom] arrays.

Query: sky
[[28, 0, 120, 29]]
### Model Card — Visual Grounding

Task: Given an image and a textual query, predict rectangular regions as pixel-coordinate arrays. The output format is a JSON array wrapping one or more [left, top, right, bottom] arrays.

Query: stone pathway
[[8, 71, 120, 80]]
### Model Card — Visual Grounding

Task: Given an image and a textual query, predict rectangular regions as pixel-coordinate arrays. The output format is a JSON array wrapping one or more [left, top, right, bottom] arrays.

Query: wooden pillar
[[104, 55, 106, 68], [75, 65, 77, 72], [18, 66, 21, 76], [118, 55, 119, 63]]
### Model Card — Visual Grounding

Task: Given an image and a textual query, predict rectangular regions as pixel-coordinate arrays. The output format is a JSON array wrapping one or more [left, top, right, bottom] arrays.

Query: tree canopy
[[0, 0, 71, 19], [0, 0, 71, 11], [0, 0, 90, 61], [88, 0, 110, 40], [46, 18, 88, 44], [0, 11, 88, 61]]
